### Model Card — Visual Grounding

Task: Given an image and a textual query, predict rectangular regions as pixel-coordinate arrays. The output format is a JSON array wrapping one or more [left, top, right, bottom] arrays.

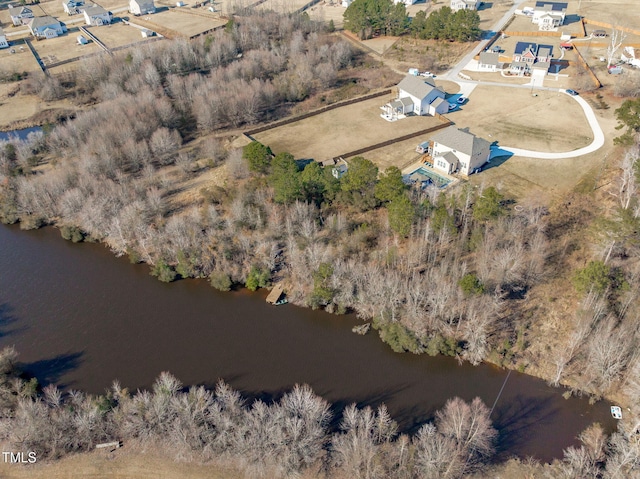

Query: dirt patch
[[383, 37, 473, 75], [253, 95, 443, 161]]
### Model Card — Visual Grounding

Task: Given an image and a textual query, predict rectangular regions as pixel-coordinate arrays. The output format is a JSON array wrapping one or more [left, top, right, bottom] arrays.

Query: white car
[[420, 71, 434, 78], [448, 102, 457, 111]]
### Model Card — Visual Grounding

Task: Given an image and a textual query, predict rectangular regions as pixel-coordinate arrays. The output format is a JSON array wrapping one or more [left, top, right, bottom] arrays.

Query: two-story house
[[531, 1, 567, 30], [451, 0, 478, 12], [83, 5, 112, 25], [28, 16, 66, 39], [382, 75, 448, 120], [8, 5, 34, 26], [430, 126, 491, 176]]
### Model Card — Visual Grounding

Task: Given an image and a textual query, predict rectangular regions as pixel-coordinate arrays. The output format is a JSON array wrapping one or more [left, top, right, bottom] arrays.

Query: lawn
[[253, 95, 443, 162]]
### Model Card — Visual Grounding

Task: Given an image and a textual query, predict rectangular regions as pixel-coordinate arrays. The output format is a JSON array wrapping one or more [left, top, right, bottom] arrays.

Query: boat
[[352, 323, 371, 335], [611, 406, 622, 419]]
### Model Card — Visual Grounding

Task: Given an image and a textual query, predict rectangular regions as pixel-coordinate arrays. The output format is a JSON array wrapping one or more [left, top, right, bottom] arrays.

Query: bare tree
[[607, 28, 628, 69]]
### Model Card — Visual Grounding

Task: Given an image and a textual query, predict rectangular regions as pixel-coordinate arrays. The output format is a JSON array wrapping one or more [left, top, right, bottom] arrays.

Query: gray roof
[[131, 0, 155, 7], [29, 16, 61, 29], [397, 75, 438, 100], [0, 27, 4, 37], [532, 61, 550, 70], [84, 4, 107, 14], [538, 45, 553, 57], [410, 172, 429, 182], [479, 51, 500, 66], [431, 97, 447, 108], [9, 6, 32, 16], [441, 151, 459, 165], [431, 126, 490, 157], [399, 97, 414, 107], [511, 61, 530, 69]]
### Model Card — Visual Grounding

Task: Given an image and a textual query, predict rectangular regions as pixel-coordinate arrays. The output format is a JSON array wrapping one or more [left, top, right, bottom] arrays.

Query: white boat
[[611, 406, 622, 419]]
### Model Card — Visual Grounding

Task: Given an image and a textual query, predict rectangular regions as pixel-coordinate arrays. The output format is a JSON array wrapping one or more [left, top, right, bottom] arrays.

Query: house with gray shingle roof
[[478, 51, 501, 72], [532, 1, 567, 30], [28, 16, 66, 39], [388, 75, 446, 117], [9, 5, 34, 25], [451, 0, 477, 11], [83, 4, 111, 25], [129, 0, 156, 15], [430, 126, 491, 176]]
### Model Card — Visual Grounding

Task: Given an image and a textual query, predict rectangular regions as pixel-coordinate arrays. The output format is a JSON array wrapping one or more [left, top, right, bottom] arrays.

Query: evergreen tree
[[243, 141, 273, 174], [387, 194, 415, 237], [339, 156, 379, 211], [375, 166, 406, 203], [270, 152, 302, 204]]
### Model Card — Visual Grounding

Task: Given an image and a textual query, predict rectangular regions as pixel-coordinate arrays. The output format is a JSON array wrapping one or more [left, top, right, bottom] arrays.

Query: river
[[0, 224, 615, 462]]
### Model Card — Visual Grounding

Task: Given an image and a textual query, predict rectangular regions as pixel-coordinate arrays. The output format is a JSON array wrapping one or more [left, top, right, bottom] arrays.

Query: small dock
[[266, 283, 287, 305]]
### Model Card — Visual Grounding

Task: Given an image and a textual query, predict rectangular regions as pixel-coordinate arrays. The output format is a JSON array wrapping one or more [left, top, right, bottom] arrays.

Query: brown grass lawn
[[253, 96, 443, 161], [450, 85, 593, 152], [31, 32, 103, 64], [0, 41, 41, 75], [146, 9, 226, 37], [88, 22, 151, 49]]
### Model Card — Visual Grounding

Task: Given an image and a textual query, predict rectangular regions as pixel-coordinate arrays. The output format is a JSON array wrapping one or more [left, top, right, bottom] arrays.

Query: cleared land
[[451, 85, 592, 152], [306, 4, 345, 28], [253, 96, 443, 161], [88, 22, 150, 49], [505, 11, 585, 36], [143, 9, 226, 37], [0, 41, 41, 74], [32, 32, 103, 64], [256, 0, 309, 12]]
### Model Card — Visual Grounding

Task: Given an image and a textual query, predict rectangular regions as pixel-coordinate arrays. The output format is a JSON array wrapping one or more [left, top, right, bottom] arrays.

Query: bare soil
[[87, 22, 150, 49], [255, 0, 309, 13], [144, 9, 226, 37], [253, 95, 443, 161]]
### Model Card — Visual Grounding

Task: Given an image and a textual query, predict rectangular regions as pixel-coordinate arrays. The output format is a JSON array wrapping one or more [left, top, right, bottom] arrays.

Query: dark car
[[565, 89, 579, 96]]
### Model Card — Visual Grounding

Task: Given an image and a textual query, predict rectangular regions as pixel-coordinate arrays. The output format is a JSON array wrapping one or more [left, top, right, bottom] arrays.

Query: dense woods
[[0, 8, 639, 477]]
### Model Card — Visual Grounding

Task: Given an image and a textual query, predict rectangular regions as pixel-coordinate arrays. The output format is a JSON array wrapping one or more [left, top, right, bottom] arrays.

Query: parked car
[[420, 71, 433, 77], [456, 96, 467, 104], [565, 89, 579, 96], [448, 102, 457, 111]]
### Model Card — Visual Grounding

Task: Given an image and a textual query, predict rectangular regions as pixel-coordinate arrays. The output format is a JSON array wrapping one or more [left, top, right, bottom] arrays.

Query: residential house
[[341, 0, 353, 6], [129, 0, 156, 15], [83, 5, 111, 25], [510, 42, 537, 75], [531, 1, 567, 30], [0, 28, 8, 48], [332, 161, 348, 179], [8, 5, 34, 26], [478, 51, 501, 72], [28, 16, 66, 39], [394, 0, 416, 5], [430, 126, 491, 176], [451, 0, 478, 12], [62, 0, 85, 14], [382, 75, 446, 119]]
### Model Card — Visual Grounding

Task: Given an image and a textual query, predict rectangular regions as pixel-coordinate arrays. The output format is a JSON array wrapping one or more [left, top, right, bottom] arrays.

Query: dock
[[266, 283, 287, 305]]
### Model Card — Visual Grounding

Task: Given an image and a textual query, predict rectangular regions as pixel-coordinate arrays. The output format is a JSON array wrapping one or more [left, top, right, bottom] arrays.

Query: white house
[[383, 75, 446, 119], [83, 5, 111, 25], [62, 0, 85, 14], [394, 0, 416, 5], [129, 0, 156, 15], [28, 16, 66, 39], [451, 0, 478, 12], [0, 28, 8, 49], [531, 1, 567, 30], [430, 126, 491, 176], [8, 5, 34, 26], [478, 51, 501, 72]]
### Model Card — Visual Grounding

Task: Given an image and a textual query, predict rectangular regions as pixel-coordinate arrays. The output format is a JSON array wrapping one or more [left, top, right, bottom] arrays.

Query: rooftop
[[431, 126, 490, 157], [515, 42, 537, 55], [29, 16, 62, 29], [397, 75, 438, 100], [534, 1, 567, 11], [84, 4, 108, 14], [479, 51, 500, 65]]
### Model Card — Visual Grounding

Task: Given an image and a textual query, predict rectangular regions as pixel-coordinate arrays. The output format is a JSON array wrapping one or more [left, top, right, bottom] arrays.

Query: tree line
[[344, 0, 481, 41]]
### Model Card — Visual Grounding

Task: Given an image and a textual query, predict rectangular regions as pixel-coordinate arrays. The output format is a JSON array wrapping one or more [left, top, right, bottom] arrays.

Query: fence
[[583, 18, 640, 37], [332, 117, 452, 161], [244, 89, 392, 137], [573, 45, 601, 89], [503, 30, 563, 37]]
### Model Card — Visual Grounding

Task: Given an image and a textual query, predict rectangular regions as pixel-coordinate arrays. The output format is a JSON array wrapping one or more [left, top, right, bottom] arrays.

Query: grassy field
[[255, 0, 309, 12], [450, 85, 593, 152], [88, 22, 149, 49], [253, 95, 443, 161], [32, 32, 103, 64], [145, 9, 226, 37], [0, 40, 41, 74]]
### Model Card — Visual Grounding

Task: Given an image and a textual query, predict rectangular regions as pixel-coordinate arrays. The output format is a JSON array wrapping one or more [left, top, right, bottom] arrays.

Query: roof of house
[[409, 172, 429, 183], [9, 6, 32, 16], [431, 126, 490, 157], [397, 75, 438, 100], [511, 61, 530, 69], [84, 4, 108, 14], [131, 0, 155, 6], [534, 1, 567, 11], [431, 97, 448, 108], [479, 51, 500, 66], [514, 42, 537, 55], [538, 45, 553, 57], [532, 61, 550, 70], [29, 16, 61, 29]]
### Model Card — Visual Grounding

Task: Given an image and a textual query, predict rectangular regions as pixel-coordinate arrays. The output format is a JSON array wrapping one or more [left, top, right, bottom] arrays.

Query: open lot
[[256, 0, 309, 13], [0, 40, 41, 74], [253, 96, 443, 161], [32, 31, 103, 64], [506, 10, 584, 36], [88, 22, 149, 49], [577, 0, 640, 31], [306, 3, 345, 28], [450, 85, 593, 152], [143, 9, 226, 37]]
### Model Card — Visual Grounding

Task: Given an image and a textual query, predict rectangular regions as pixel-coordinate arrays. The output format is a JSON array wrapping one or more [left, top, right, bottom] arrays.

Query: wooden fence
[[503, 30, 563, 37], [332, 117, 452, 161], [244, 89, 392, 137], [573, 45, 601, 89]]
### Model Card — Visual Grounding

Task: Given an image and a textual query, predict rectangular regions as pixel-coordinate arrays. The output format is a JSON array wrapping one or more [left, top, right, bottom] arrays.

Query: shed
[[176, 1, 184, 6], [141, 28, 155, 37], [77, 34, 88, 44], [608, 65, 623, 75]]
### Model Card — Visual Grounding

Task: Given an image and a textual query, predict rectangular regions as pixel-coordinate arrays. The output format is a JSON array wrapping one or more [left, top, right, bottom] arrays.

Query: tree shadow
[[0, 302, 28, 338], [20, 351, 84, 389], [491, 394, 557, 459], [478, 2, 493, 11], [564, 14, 582, 26]]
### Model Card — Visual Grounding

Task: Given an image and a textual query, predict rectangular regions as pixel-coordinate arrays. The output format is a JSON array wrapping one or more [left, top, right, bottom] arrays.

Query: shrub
[[245, 266, 271, 291], [572, 260, 610, 295], [60, 225, 85, 243], [150, 260, 177, 283], [210, 270, 232, 291], [458, 273, 484, 296], [375, 320, 421, 353]]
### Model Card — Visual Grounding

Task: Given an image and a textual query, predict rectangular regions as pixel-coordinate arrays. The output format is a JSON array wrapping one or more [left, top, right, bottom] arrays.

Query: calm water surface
[[0, 224, 615, 462]]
